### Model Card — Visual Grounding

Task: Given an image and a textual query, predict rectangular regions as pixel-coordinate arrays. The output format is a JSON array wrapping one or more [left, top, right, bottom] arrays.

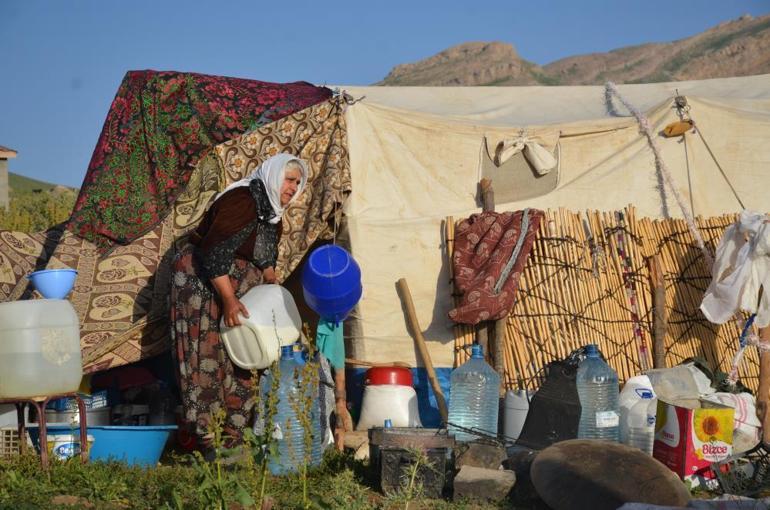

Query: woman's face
[[280, 167, 302, 206]]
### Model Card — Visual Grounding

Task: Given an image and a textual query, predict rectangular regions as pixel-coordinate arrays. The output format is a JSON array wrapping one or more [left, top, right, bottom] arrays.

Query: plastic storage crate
[[0, 428, 20, 458]]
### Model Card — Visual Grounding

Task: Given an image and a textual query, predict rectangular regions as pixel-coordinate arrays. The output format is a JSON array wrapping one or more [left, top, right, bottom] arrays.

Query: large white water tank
[[0, 299, 82, 399]]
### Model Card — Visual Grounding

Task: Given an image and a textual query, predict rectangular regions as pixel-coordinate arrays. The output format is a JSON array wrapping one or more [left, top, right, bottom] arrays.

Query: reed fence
[[451, 207, 755, 391]]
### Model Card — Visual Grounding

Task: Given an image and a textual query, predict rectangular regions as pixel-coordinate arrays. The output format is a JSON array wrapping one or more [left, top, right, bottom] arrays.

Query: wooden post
[[479, 178, 495, 213], [647, 255, 668, 369], [397, 278, 449, 424], [758, 327, 770, 444], [477, 177, 507, 386]]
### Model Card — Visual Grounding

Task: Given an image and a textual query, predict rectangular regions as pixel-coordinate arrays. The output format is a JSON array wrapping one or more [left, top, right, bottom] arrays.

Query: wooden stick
[[344, 358, 412, 369], [396, 278, 449, 424], [758, 327, 770, 444], [648, 254, 667, 369]]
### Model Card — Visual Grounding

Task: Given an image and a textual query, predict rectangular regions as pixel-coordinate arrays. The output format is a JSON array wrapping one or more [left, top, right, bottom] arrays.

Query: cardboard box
[[653, 398, 734, 486]]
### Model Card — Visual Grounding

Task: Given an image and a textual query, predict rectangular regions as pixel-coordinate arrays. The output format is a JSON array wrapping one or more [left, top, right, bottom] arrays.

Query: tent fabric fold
[[66, 70, 332, 253]]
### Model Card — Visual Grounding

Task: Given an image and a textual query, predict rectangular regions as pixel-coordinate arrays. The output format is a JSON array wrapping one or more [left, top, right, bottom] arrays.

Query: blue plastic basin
[[28, 268, 78, 299], [29, 424, 177, 466], [301, 245, 362, 322]]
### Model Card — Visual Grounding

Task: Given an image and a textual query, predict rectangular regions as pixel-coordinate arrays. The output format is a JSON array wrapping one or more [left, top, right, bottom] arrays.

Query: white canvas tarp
[[339, 75, 770, 367]]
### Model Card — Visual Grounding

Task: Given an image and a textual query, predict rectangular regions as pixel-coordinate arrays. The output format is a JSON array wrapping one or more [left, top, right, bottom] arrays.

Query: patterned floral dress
[[170, 180, 279, 443]]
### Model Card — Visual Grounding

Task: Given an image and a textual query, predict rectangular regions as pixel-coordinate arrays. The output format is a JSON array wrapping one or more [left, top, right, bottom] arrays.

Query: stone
[[342, 430, 369, 460], [530, 439, 691, 510], [453, 465, 516, 502], [455, 440, 508, 470]]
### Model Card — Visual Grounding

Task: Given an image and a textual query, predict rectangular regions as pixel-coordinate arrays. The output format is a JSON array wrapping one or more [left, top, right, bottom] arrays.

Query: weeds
[[288, 340, 321, 509], [186, 408, 253, 509], [381, 447, 442, 510], [246, 363, 281, 508]]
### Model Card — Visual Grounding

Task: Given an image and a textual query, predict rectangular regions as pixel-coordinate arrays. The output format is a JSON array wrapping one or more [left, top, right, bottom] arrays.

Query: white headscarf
[[214, 153, 308, 224]]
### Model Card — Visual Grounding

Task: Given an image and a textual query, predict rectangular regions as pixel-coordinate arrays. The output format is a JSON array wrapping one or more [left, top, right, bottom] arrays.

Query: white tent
[[338, 74, 770, 368]]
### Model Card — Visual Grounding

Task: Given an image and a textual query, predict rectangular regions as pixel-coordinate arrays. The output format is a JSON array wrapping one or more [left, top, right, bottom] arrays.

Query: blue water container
[[447, 344, 500, 442], [576, 344, 620, 441], [301, 245, 362, 322], [261, 346, 324, 475]]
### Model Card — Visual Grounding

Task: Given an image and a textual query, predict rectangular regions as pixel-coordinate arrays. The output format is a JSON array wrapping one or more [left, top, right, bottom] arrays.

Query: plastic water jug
[[504, 389, 532, 441], [576, 344, 620, 441], [220, 284, 301, 370], [260, 346, 323, 475], [0, 299, 82, 399], [619, 374, 657, 448], [447, 344, 500, 442], [621, 390, 656, 455], [301, 245, 362, 322]]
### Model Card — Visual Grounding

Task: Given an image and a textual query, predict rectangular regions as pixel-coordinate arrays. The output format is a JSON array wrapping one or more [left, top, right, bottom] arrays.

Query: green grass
[[0, 450, 518, 509]]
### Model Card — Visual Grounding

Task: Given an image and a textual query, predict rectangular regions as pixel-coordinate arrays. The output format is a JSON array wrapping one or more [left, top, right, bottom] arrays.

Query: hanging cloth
[[494, 134, 558, 175], [316, 319, 345, 370], [700, 210, 770, 328]]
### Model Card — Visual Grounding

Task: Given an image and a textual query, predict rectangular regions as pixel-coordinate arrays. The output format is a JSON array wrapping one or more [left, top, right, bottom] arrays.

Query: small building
[[0, 145, 15, 209]]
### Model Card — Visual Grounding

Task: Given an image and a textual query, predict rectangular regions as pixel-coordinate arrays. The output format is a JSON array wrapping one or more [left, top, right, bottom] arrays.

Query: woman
[[170, 153, 308, 445]]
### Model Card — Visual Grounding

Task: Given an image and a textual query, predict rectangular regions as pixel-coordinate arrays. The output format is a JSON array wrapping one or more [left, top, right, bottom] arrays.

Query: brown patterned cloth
[[0, 98, 351, 373], [449, 210, 544, 325]]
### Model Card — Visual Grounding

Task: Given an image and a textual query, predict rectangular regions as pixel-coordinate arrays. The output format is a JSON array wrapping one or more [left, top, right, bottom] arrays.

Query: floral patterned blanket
[[66, 70, 331, 253]]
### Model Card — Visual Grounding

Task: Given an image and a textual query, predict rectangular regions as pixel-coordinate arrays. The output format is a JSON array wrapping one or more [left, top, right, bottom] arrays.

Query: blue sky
[[1, 0, 768, 188]]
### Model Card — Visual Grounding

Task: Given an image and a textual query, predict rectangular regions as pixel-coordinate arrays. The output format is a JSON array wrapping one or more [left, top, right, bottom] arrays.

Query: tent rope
[[604, 82, 713, 268], [693, 124, 747, 210]]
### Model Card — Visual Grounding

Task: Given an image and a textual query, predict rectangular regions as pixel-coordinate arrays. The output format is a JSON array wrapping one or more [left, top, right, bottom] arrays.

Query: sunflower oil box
[[652, 398, 734, 485]]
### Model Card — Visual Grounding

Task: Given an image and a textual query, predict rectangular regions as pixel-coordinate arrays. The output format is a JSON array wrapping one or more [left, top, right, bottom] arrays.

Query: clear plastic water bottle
[[260, 346, 323, 475], [625, 390, 656, 455], [576, 344, 620, 441], [448, 344, 500, 442]]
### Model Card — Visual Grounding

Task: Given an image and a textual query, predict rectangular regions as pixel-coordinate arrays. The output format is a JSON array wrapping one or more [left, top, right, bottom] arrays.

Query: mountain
[[378, 14, 770, 86]]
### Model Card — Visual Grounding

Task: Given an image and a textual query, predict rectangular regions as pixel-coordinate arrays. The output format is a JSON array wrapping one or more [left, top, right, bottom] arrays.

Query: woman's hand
[[210, 275, 249, 327], [263, 266, 277, 284], [222, 294, 249, 327]]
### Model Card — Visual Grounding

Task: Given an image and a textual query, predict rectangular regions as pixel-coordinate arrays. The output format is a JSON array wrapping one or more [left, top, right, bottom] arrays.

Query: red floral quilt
[[66, 70, 331, 253]]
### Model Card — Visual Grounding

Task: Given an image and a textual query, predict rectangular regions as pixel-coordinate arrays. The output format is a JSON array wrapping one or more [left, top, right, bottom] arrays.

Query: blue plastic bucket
[[29, 424, 176, 466], [28, 268, 78, 299], [301, 245, 362, 322]]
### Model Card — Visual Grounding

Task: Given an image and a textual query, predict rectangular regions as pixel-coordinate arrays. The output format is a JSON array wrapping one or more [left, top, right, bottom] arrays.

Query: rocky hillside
[[378, 14, 770, 86]]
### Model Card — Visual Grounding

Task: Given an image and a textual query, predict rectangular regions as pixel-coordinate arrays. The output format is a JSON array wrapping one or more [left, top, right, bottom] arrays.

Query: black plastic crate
[[368, 427, 456, 499]]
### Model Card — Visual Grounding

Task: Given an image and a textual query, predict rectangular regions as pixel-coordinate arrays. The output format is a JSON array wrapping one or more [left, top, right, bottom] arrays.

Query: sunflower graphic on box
[[692, 408, 734, 462]]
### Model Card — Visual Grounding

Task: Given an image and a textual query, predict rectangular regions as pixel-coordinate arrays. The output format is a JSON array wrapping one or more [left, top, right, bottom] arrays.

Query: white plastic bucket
[[504, 389, 532, 440], [46, 432, 94, 461]]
